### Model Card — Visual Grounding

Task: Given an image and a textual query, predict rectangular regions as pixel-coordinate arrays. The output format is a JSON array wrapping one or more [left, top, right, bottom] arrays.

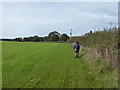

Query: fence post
[[106, 48, 108, 60], [95, 49, 98, 58]]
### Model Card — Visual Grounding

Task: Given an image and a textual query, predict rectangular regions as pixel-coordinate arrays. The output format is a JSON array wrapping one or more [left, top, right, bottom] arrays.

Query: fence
[[82, 46, 118, 70]]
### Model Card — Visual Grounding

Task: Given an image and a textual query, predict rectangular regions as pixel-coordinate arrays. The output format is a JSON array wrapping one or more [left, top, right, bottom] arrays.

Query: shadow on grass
[[76, 53, 87, 59]]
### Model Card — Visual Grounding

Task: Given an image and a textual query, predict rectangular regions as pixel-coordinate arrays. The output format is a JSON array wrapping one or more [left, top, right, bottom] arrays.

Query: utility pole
[[109, 22, 112, 31], [94, 28, 96, 32], [70, 29, 72, 37]]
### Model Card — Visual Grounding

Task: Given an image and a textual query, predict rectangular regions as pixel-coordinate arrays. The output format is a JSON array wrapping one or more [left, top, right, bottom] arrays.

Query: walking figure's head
[[76, 42, 79, 44]]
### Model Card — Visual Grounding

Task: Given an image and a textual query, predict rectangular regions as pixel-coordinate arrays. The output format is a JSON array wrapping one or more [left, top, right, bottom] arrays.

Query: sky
[[1, 2, 118, 39]]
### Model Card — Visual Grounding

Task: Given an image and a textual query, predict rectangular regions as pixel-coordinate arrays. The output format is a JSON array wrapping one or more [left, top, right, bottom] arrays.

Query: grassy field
[[2, 41, 118, 88]]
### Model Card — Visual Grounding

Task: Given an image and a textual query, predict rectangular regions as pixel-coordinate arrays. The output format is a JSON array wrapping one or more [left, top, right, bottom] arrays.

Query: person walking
[[73, 42, 80, 58]]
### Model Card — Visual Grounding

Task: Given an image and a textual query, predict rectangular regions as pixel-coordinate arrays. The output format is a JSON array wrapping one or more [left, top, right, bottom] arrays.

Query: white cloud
[[2, 2, 118, 38]]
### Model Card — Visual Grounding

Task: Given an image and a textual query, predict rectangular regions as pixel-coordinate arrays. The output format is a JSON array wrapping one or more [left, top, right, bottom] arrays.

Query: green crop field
[[2, 41, 118, 88]]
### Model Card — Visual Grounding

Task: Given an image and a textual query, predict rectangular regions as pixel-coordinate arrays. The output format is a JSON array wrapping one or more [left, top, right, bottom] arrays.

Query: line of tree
[[1, 31, 70, 42], [0, 39, 15, 41]]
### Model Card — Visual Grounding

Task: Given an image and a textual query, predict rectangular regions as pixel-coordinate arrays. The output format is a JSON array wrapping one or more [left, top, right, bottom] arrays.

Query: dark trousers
[[75, 49, 79, 57]]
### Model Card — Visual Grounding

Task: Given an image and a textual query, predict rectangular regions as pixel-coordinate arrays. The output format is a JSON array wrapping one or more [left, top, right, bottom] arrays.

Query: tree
[[48, 31, 60, 41], [43, 36, 49, 41], [23, 36, 42, 42], [23, 37, 30, 41], [90, 30, 92, 34], [39, 37, 44, 41], [60, 34, 69, 41], [33, 35, 40, 42], [15, 37, 22, 41]]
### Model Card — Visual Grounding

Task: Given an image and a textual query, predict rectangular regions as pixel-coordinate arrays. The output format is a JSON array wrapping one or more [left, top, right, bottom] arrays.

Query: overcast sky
[[1, 2, 118, 38]]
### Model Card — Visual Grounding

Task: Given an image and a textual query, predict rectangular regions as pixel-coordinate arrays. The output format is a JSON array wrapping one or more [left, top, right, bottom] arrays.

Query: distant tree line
[[1, 31, 69, 42], [0, 39, 15, 41]]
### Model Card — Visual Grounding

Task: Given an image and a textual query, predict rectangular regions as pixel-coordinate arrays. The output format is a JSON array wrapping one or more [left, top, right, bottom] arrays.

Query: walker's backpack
[[76, 44, 80, 49]]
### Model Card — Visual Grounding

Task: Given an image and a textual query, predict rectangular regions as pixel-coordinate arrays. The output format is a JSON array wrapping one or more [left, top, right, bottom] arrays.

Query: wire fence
[[82, 46, 118, 70]]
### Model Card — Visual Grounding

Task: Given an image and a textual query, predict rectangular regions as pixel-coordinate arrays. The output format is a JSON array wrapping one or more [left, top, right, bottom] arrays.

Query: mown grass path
[[2, 41, 117, 88]]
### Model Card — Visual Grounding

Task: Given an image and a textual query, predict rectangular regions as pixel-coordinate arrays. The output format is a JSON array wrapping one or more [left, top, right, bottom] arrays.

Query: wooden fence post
[[105, 48, 109, 66], [95, 49, 98, 58], [106, 48, 108, 60]]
